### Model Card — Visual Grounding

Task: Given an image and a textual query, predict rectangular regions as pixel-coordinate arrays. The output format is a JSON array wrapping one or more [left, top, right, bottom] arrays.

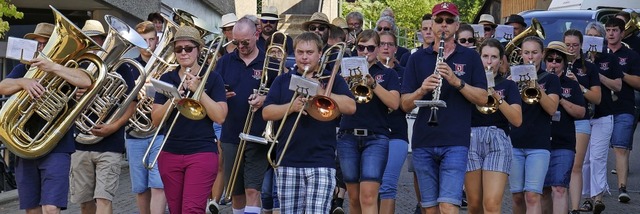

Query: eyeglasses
[[261, 19, 278, 24], [377, 27, 392, 32], [458, 38, 476, 44], [380, 42, 396, 47], [433, 17, 456, 24], [222, 27, 233, 32], [357, 45, 376, 52], [565, 43, 580, 48], [308, 25, 327, 31], [546, 57, 563, 63], [174, 46, 197, 53], [483, 26, 493, 32], [231, 39, 250, 46]]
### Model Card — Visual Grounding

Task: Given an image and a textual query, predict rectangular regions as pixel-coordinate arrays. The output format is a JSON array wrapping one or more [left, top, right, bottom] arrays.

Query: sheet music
[[510, 64, 538, 82], [289, 75, 319, 96], [494, 25, 515, 41], [582, 36, 604, 54], [150, 78, 181, 99], [471, 24, 485, 39], [340, 57, 369, 78], [6, 37, 38, 61]]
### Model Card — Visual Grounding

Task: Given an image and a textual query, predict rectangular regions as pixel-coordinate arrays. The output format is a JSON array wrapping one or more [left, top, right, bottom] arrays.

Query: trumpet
[[476, 66, 499, 114], [415, 32, 446, 126], [348, 66, 373, 103], [520, 62, 542, 104]]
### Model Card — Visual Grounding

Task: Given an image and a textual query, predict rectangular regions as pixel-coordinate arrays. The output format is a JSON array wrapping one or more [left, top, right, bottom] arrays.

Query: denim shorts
[[611, 113, 635, 150], [336, 133, 389, 183], [125, 135, 165, 193], [509, 148, 550, 194], [467, 126, 513, 174], [544, 149, 575, 188], [413, 146, 468, 207], [575, 119, 591, 135], [15, 153, 70, 209]]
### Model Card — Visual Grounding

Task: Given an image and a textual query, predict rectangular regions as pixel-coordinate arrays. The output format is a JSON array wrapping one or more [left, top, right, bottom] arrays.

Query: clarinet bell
[[427, 109, 438, 127]]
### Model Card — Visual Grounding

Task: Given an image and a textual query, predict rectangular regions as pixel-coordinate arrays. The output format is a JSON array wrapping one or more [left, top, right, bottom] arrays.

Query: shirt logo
[[252, 69, 262, 80], [576, 68, 587, 76], [495, 89, 505, 99], [453, 63, 466, 76], [619, 57, 627, 66], [375, 74, 385, 83], [562, 87, 572, 98], [600, 62, 609, 71]]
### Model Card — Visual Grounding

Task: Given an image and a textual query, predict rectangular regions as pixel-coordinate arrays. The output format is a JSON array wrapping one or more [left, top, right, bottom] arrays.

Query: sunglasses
[[458, 38, 476, 44], [231, 39, 250, 46], [357, 45, 376, 52], [308, 25, 327, 31], [434, 17, 456, 24], [546, 57, 563, 63], [377, 27, 391, 32], [174, 46, 197, 53], [261, 19, 278, 24], [483, 26, 493, 32]]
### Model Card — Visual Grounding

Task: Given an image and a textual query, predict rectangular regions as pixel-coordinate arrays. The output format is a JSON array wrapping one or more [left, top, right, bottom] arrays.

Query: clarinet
[[426, 32, 446, 126]]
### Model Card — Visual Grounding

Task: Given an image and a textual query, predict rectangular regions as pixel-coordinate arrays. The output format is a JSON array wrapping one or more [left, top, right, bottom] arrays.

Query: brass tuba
[[623, 11, 640, 39], [505, 18, 545, 66], [74, 15, 150, 144], [0, 6, 106, 159]]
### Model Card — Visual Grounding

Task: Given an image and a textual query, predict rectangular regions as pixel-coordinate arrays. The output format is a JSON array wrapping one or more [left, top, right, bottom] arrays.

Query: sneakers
[[331, 206, 345, 214], [593, 200, 605, 214], [331, 198, 344, 214], [569, 210, 580, 214], [612, 168, 617, 174], [206, 199, 220, 214], [618, 185, 631, 203]]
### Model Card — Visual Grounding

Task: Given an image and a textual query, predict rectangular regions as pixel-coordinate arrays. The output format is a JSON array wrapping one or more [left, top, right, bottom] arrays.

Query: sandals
[[579, 200, 593, 212], [593, 200, 605, 214]]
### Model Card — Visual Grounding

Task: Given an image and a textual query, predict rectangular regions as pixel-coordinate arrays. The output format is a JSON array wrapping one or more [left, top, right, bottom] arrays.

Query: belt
[[341, 129, 374, 137]]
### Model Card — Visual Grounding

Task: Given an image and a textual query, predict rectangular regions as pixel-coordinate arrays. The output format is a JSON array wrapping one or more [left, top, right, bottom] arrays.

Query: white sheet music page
[[6, 37, 38, 61], [340, 56, 369, 78]]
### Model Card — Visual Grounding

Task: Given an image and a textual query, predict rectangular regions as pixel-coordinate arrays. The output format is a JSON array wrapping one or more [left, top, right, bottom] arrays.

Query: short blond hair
[[136, 21, 156, 34]]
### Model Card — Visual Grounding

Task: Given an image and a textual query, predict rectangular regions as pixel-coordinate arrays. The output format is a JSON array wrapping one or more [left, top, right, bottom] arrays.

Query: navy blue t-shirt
[[339, 62, 400, 137], [471, 76, 521, 135], [571, 58, 600, 119], [153, 66, 226, 154], [610, 46, 640, 115], [6, 64, 75, 154], [510, 69, 562, 150], [125, 56, 151, 139], [551, 75, 585, 151], [215, 50, 270, 145], [593, 53, 623, 118], [264, 68, 354, 168], [401, 44, 487, 148], [256, 34, 294, 56], [75, 61, 137, 153], [388, 65, 408, 141]]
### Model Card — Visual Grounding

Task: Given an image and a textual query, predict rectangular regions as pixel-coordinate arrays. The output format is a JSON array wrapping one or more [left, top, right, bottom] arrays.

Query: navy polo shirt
[[610, 46, 640, 115], [75, 61, 137, 153], [401, 44, 487, 148], [623, 34, 640, 55], [400, 46, 425, 67], [395, 46, 409, 64], [471, 76, 521, 135], [6, 64, 75, 154], [551, 75, 585, 151], [510, 69, 562, 150], [571, 59, 600, 119], [339, 62, 400, 137], [593, 53, 624, 118], [388, 65, 408, 141], [256, 34, 294, 56], [126, 56, 150, 139], [153, 66, 226, 154], [263, 68, 354, 168], [215, 50, 270, 145]]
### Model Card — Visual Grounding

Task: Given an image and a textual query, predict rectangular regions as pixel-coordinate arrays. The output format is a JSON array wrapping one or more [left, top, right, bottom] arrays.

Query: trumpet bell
[[351, 84, 373, 103], [176, 98, 206, 120], [476, 96, 498, 114], [307, 96, 340, 122], [522, 88, 541, 104]]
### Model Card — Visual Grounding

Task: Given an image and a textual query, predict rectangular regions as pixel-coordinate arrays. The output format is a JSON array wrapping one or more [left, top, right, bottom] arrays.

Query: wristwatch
[[498, 98, 504, 105], [582, 87, 588, 94], [455, 80, 466, 90]]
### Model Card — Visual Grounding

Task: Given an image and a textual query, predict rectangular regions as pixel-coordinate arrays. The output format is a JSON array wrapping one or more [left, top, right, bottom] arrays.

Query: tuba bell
[[623, 11, 640, 40], [505, 18, 545, 66], [0, 6, 107, 159]]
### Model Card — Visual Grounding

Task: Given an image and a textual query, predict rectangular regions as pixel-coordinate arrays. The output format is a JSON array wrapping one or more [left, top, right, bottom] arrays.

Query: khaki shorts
[[70, 151, 122, 203]]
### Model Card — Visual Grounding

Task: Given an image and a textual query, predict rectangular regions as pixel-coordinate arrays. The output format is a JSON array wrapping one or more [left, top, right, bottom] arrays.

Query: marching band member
[[338, 29, 400, 214], [0, 22, 92, 214], [400, 13, 433, 67], [456, 24, 476, 48], [70, 20, 137, 214], [562, 29, 602, 214], [262, 31, 356, 214], [508, 36, 561, 214], [505, 14, 527, 38], [478, 14, 497, 39], [152, 25, 227, 213], [256, 6, 294, 56], [465, 38, 522, 214], [345, 11, 364, 49], [147, 12, 164, 39], [375, 15, 409, 63], [539, 42, 585, 214], [220, 13, 238, 55]]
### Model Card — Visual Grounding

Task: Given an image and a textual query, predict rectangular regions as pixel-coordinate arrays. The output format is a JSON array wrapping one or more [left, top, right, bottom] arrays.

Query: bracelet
[[455, 80, 466, 90]]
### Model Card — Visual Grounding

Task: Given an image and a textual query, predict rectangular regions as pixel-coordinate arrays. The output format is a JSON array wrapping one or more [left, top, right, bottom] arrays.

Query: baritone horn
[[505, 18, 544, 65], [623, 11, 640, 39], [0, 6, 106, 159]]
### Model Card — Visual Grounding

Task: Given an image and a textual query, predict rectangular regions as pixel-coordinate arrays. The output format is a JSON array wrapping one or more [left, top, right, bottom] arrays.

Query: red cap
[[432, 2, 459, 16]]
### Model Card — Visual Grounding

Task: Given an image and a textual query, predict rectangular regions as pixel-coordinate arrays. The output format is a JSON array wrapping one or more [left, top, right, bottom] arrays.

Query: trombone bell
[[176, 98, 206, 120]]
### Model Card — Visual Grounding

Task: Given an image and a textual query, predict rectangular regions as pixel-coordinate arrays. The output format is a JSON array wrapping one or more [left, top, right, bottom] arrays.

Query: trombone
[[141, 35, 224, 169], [225, 32, 288, 201]]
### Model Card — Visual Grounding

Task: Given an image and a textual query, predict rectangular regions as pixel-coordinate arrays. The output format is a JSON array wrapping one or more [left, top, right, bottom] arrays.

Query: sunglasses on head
[[261, 19, 278, 24], [377, 27, 391, 32], [174, 46, 197, 53], [458, 38, 476, 44], [434, 17, 456, 24], [308, 25, 327, 31], [231, 39, 250, 46], [357, 45, 376, 52], [546, 57, 563, 63]]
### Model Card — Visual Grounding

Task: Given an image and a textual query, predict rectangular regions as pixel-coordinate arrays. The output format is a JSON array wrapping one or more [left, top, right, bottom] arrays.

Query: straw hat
[[172, 25, 204, 47], [302, 12, 335, 30], [82, 20, 107, 37], [332, 17, 349, 29], [545, 41, 573, 56], [24, 23, 54, 40], [478, 14, 497, 28], [221, 13, 238, 28], [259, 6, 280, 21]]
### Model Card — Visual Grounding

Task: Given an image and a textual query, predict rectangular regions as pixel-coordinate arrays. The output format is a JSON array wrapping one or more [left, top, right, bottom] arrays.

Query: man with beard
[[256, 6, 293, 56]]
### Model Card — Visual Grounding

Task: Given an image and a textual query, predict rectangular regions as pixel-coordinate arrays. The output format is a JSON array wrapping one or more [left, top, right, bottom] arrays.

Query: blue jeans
[[213, 123, 222, 140], [336, 133, 389, 183], [509, 148, 550, 194], [544, 149, 575, 188], [261, 168, 279, 210], [413, 146, 468, 208], [611, 113, 634, 150], [380, 139, 408, 199]]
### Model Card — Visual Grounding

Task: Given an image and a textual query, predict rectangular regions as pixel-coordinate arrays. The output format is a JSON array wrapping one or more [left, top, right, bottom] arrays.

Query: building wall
[[162, 0, 223, 32], [501, 0, 552, 21], [101, 0, 161, 20]]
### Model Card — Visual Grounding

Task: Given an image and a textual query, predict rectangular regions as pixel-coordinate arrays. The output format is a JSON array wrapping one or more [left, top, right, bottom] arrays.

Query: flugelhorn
[[0, 6, 106, 159], [476, 66, 499, 114], [415, 32, 446, 126]]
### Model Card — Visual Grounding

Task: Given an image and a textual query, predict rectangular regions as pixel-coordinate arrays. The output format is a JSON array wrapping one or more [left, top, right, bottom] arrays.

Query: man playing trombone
[[262, 32, 356, 214]]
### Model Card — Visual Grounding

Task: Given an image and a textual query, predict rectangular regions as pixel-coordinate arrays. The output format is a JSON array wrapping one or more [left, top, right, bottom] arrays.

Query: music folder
[[150, 78, 181, 99]]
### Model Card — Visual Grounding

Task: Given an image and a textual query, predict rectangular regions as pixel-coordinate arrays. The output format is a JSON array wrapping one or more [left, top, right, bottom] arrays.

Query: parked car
[[520, 9, 620, 45]]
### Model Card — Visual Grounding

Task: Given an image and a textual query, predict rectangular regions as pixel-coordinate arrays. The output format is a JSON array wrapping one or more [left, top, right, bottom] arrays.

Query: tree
[[0, 0, 23, 38]]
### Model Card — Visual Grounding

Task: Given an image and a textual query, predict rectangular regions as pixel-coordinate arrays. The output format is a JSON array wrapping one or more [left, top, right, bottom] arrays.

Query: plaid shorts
[[275, 167, 335, 214]]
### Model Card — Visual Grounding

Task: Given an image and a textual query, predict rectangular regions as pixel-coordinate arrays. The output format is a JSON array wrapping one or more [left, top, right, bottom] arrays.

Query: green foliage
[[0, 0, 23, 38]]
